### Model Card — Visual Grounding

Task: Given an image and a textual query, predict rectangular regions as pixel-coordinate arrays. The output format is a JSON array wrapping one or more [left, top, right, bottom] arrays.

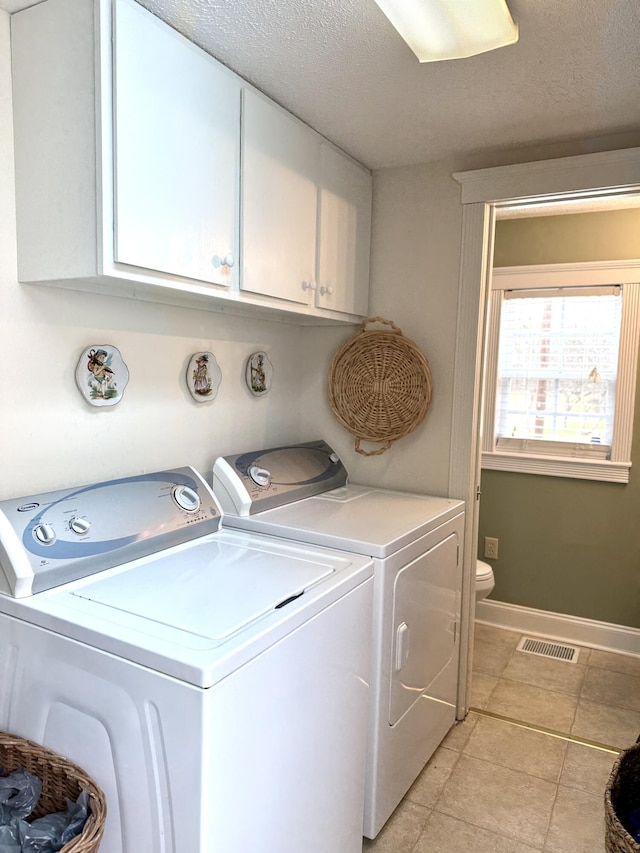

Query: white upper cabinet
[[12, 0, 240, 293], [241, 89, 319, 305], [113, 0, 240, 287], [316, 144, 371, 316], [11, 0, 371, 324], [241, 90, 372, 316]]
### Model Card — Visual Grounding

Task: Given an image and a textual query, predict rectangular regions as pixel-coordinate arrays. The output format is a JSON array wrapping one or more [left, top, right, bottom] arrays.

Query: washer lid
[[0, 529, 372, 688], [72, 538, 333, 640]]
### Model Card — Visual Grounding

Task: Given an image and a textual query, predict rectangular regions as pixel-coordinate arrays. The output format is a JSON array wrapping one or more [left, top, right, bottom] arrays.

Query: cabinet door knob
[[301, 280, 317, 292], [212, 253, 235, 268], [320, 285, 334, 296]]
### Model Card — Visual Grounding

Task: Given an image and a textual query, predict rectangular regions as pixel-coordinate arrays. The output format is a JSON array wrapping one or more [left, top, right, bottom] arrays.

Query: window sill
[[481, 451, 631, 483]]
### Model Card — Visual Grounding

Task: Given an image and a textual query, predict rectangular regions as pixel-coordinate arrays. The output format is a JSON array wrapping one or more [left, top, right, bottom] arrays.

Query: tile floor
[[362, 623, 640, 852]]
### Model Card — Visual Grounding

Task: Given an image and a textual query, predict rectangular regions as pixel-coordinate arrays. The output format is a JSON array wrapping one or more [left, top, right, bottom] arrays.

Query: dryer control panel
[[213, 440, 348, 517], [0, 467, 221, 597]]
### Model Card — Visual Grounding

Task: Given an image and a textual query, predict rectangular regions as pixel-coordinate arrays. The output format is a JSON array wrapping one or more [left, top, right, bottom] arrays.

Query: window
[[496, 288, 621, 453], [482, 263, 640, 482]]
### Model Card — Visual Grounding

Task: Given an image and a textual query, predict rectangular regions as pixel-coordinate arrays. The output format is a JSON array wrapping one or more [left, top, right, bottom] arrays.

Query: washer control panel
[[0, 467, 221, 598], [213, 440, 348, 516]]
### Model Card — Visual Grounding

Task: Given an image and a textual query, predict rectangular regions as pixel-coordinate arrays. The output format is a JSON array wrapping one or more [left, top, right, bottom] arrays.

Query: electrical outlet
[[484, 537, 499, 559]]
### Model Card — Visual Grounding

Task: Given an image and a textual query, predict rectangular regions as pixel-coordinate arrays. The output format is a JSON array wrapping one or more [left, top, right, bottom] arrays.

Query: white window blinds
[[494, 287, 622, 457]]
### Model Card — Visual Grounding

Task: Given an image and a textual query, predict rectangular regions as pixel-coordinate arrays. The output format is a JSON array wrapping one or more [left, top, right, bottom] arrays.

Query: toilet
[[475, 559, 495, 603]]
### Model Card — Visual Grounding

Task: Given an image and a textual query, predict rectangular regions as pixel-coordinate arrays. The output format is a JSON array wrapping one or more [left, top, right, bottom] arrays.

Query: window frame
[[482, 261, 640, 482]]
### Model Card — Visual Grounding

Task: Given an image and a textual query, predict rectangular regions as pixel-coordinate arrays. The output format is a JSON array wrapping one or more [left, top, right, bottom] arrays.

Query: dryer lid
[[224, 485, 464, 559]]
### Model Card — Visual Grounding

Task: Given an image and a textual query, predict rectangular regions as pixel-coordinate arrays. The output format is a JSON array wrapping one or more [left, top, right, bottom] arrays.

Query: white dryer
[[0, 467, 373, 853], [213, 441, 465, 839]]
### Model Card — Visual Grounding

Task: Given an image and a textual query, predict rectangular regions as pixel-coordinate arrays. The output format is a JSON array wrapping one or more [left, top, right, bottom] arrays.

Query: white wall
[[301, 163, 463, 496], [0, 4, 466, 506], [299, 134, 640, 496], [4, 6, 640, 504], [0, 10, 307, 499]]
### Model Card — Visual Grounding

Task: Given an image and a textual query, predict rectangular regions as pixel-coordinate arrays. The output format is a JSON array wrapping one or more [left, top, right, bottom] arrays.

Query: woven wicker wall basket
[[0, 731, 107, 852], [328, 317, 433, 456]]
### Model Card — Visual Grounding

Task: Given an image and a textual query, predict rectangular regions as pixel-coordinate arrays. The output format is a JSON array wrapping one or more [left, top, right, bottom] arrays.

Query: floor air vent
[[516, 637, 580, 663]]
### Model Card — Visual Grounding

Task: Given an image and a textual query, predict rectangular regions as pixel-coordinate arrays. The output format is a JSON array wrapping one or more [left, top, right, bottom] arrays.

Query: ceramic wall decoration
[[186, 351, 222, 402], [246, 351, 273, 396], [75, 345, 129, 407]]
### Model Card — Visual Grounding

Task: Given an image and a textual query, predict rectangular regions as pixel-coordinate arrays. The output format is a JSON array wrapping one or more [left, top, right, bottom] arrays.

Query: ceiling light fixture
[[373, 0, 519, 62]]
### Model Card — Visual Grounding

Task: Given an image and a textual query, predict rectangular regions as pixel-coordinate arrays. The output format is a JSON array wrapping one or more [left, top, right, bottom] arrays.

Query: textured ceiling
[[3, 0, 640, 169]]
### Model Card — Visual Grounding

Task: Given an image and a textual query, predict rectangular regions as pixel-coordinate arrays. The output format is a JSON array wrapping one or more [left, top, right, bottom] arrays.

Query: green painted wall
[[479, 210, 640, 629], [494, 209, 640, 267]]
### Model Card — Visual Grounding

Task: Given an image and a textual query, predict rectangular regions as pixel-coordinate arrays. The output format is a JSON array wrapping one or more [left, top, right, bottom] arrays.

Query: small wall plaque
[[186, 351, 222, 402], [245, 351, 273, 396], [75, 345, 129, 407]]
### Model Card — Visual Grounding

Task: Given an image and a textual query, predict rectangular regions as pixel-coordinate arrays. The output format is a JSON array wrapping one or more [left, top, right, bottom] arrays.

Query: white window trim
[[481, 261, 640, 482]]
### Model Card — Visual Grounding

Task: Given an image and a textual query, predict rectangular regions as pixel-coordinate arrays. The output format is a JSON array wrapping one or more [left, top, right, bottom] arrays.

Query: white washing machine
[[0, 466, 373, 853], [213, 440, 465, 839]]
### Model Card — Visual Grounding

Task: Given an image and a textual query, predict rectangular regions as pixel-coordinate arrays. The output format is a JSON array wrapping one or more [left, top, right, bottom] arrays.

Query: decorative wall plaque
[[186, 351, 222, 402], [245, 351, 273, 396], [75, 345, 129, 407]]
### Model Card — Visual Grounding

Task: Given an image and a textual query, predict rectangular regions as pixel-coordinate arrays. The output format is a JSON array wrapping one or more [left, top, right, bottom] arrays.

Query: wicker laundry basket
[[0, 731, 106, 852], [605, 742, 640, 853], [328, 317, 433, 456]]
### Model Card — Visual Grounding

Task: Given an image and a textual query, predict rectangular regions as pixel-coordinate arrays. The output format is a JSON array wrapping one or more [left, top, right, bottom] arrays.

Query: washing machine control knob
[[329, 452, 340, 464], [172, 485, 201, 513], [69, 517, 91, 535], [33, 523, 56, 545], [249, 466, 272, 488]]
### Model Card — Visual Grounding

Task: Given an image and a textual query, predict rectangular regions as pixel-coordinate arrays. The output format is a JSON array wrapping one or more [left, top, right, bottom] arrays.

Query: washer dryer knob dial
[[172, 485, 201, 513], [249, 466, 272, 488], [33, 523, 56, 545], [329, 452, 340, 464], [69, 517, 91, 535]]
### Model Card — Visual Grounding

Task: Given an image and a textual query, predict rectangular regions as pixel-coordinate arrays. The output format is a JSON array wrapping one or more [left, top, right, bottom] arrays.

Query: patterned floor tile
[[414, 811, 543, 852], [362, 800, 430, 853], [436, 754, 556, 847], [544, 785, 605, 853], [464, 714, 567, 782], [486, 679, 578, 732]]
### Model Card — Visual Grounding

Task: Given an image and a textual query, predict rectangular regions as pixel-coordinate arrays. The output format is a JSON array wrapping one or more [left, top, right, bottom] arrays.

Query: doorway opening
[[450, 148, 640, 718]]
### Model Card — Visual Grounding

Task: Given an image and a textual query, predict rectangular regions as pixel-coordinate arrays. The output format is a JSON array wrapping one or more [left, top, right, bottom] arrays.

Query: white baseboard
[[476, 598, 640, 658]]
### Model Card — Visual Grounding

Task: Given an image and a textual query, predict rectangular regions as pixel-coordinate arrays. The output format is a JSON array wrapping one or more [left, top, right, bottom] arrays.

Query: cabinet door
[[316, 145, 371, 316], [241, 89, 319, 305], [112, 0, 240, 287]]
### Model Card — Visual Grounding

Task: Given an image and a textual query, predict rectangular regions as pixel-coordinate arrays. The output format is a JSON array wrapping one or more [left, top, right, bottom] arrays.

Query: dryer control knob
[[69, 517, 91, 535], [172, 485, 201, 513], [249, 466, 272, 488], [33, 523, 56, 545]]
